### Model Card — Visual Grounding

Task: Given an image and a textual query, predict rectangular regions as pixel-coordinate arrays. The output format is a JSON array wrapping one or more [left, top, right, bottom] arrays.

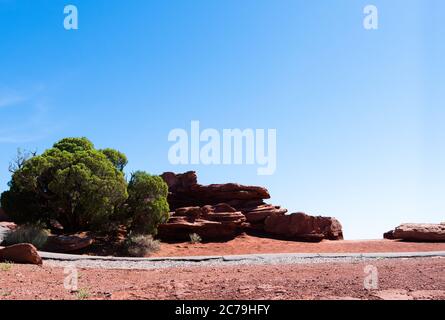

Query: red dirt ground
[[1, 257, 444, 300], [152, 235, 445, 257]]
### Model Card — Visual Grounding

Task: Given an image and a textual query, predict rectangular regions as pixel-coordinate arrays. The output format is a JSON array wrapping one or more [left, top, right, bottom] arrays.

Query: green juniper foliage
[[126, 171, 170, 235], [100, 148, 128, 172], [0, 137, 169, 235], [0, 138, 128, 232]]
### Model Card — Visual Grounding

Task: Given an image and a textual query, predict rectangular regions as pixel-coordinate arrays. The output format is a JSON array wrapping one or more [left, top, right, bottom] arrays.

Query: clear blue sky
[[0, 0, 444, 239]]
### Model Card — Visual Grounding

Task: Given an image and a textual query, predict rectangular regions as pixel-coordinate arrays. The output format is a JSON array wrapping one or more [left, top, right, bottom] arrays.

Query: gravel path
[[42, 251, 445, 270]]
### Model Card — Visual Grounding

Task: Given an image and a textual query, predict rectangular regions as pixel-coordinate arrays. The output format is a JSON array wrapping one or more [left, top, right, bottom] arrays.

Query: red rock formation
[[45, 233, 94, 253], [0, 243, 42, 265], [158, 172, 284, 241], [383, 230, 395, 240], [160, 171, 270, 209], [241, 204, 288, 231], [157, 204, 246, 241], [264, 212, 344, 242], [389, 223, 445, 242], [158, 172, 343, 242]]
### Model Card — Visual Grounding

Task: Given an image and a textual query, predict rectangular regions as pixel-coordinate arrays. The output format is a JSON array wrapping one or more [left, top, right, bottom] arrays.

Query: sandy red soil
[[0, 257, 444, 300], [2, 236, 444, 300], [152, 235, 445, 257]]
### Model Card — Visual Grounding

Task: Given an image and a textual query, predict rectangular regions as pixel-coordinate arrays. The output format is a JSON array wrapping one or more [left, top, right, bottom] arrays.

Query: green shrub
[[0, 262, 13, 272], [0, 138, 171, 236], [76, 288, 91, 300], [2, 224, 50, 249], [126, 171, 170, 235], [0, 138, 128, 232], [189, 233, 202, 244], [100, 148, 128, 172], [123, 233, 161, 257]]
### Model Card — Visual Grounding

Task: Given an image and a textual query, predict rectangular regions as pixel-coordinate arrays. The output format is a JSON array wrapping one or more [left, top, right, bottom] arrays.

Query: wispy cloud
[[0, 135, 46, 143], [0, 93, 26, 108], [0, 86, 56, 144]]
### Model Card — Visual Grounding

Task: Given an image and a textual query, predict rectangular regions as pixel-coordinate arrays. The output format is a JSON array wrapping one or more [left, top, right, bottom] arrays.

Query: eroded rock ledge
[[265, 212, 344, 242], [384, 223, 445, 242], [158, 171, 343, 242]]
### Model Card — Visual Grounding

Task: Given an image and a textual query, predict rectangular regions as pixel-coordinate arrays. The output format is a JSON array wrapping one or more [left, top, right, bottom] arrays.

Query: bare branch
[[8, 148, 37, 173]]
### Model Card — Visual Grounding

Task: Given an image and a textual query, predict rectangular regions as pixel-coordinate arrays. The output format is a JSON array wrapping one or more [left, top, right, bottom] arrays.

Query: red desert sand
[[151, 235, 445, 257], [1, 238, 444, 300], [0, 257, 444, 300]]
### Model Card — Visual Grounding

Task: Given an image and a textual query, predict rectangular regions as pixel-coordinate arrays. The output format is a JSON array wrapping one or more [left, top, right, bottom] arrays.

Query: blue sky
[[0, 0, 444, 239]]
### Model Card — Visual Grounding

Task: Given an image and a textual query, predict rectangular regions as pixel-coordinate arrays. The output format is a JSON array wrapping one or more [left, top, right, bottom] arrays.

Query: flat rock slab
[[45, 234, 93, 253], [393, 223, 445, 242], [372, 289, 414, 300], [372, 289, 445, 300]]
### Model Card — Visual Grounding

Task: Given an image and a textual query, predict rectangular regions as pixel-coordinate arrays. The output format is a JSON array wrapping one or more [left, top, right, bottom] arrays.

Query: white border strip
[[39, 250, 445, 262]]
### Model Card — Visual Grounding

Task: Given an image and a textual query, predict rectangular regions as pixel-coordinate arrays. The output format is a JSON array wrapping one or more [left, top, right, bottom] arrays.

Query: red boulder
[[0, 243, 42, 265]]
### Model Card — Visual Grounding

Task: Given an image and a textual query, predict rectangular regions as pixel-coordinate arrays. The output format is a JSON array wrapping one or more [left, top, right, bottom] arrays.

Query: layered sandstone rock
[[0, 243, 42, 265], [159, 172, 344, 242], [160, 172, 270, 209], [158, 172, 286, 241], [264, 212, 344, 242], [389, 223, 445, 242], [158, 204, 247, 241]]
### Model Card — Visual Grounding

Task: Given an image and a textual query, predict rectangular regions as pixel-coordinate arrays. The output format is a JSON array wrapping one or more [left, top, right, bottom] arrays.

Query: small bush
[[189, 233, 202, 244], [0, 262, 12, 272], [1, 291, 11, 297], [2, 224, 50, 249], [76, 288, 90, 300], [122, 233, 160, 257]]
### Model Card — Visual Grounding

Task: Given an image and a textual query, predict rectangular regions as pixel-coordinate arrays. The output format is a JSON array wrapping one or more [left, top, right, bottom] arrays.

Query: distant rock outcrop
[[158, 172, 343, 242], [264, 212, 344, 241], [383, 230, 395, 240], [385, 223, 445, 242]]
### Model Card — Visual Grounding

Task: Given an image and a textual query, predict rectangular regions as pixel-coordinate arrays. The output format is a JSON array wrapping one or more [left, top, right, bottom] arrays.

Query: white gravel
[[42, 252, 445, 270]]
